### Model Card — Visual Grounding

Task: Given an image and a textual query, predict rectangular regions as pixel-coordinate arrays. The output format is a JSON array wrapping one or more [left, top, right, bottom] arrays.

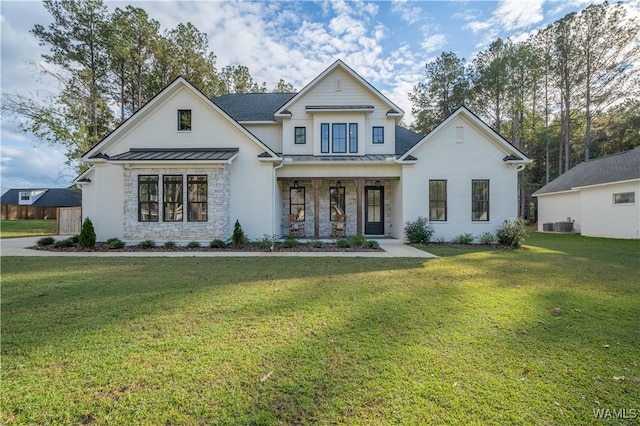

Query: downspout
[[272, 160, 284, 249]]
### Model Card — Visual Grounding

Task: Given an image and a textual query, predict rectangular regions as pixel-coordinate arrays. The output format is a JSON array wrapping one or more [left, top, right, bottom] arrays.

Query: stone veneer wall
[[281, 179, 392, 237], [123, 166, 230, 242]]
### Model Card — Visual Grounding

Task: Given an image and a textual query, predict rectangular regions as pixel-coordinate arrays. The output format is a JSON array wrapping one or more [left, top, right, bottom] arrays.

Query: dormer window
[[178, 109, 192, 131], [373, 126, 384, 144], [20, 192, 31, 202]]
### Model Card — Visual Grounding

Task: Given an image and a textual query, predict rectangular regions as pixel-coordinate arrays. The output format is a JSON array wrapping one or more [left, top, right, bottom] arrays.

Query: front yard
[[0, 219, 57, 238], [1, 233, 638, 425]]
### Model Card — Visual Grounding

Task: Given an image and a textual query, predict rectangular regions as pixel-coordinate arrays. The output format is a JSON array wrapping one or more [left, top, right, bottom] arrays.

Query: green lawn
[[0, 219, 57, 238], [2, 233, 639, 425]]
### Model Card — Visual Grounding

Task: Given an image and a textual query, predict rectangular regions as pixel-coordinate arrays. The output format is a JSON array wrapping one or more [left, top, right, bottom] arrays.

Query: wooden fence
[[1, 204, 58, 220], [57, 207, 82, 235]]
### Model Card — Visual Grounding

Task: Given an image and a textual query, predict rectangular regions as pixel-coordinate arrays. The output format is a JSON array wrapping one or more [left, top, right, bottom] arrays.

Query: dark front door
[[365, 186, 384, 235]]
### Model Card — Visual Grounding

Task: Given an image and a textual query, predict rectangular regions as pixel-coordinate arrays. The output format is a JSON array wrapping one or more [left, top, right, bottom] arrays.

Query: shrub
[[231, 220, 245, 248], [78, 218, 96, 248], [258, 234, 277, 250], [69, 235, 80, 244], [347, 234, 366, 247], [209, 239, 226, 249], [364, 240, 380, 249], [404, 217, 434, 244], [336, 238, 351, 248], [163, 241, 177, 249], [53, 238, 74, 248], [496, 217, 528, 248], [37, 236, 55, 246], [453, 233, 474, 244], [106, 238, 125, 249], [138, 239, 156, 249], [186, 241, 201, 249], [309, 239, 323, 248], [282, 235, 300, 248], [479, 232, 496, 245]]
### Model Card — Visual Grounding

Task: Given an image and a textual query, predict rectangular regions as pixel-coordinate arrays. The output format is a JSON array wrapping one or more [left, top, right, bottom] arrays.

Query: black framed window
[[178, 109, 191, 131], [138, 175, 158, 222], [332, 123, 347, 153], [349, 123, 358, 153], [187, 175, 207, 222], [295, 127, 306, 144], [321, 123, 330, 153], [429, 180, 447, 221], [163, 175, 183, 222], [373, 126, 384, 144], [290, 187, 305, 220], [330, 186, 345, 221], [472, 180, 489, 221]]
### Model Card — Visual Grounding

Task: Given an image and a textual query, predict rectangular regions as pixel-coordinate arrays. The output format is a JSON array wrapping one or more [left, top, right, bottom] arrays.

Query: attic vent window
[[456, 126, 464, 143], [178, 109, 192, 131], [335, 78, 342, 91]]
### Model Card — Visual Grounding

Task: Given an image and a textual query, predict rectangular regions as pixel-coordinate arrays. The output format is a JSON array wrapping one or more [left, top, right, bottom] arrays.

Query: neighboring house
[[0, 188, 82, 220], [75, 60, 530, 243], [533, 146, 640, 239]]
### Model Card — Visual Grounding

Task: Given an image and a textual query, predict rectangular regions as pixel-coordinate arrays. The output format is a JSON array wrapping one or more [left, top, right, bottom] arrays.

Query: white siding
[[580, 181, 639, 239], [83, 164, 124, 241], [536, 192, 581, 233]]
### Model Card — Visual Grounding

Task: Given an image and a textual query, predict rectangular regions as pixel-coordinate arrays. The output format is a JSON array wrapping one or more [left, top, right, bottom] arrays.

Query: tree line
[[410, 1, 640, 218]]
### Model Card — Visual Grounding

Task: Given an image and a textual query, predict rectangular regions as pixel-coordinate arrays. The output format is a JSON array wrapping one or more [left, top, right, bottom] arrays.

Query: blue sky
[[2, 0, 639, 194]]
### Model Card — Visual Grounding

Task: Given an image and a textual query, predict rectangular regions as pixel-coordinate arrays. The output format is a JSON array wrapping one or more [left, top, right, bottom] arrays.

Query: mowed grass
[[0, 219, 57, 238], [1, 233, 639, 425]]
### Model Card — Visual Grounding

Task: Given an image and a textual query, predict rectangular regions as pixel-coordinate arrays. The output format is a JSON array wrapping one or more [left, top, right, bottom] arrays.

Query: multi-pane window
[[330, 186, 345, 221], [472, 180, 490, 221], [138, 175, 159, 222], [321, 123, 330, 153], [614, 192, 635, 204], [187, 175, 207, 222], [332, 123, 347, 153], [349, 123, 358, 153], [373, 126, 384, 144], [178, 109, 191, 131], [295, 127, 306, 144], [429, 180, 447, 221], [290, 187, 305, 220], [163, 175, 183, 221]]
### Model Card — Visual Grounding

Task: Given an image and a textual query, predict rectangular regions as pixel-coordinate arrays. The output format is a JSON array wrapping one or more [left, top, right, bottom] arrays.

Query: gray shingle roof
[[1, 188, 82, 207], [212, 93, 296, 122], [534, 146, 640, 195], [395, 126, 424, 156], [108, 148, 239, 162]]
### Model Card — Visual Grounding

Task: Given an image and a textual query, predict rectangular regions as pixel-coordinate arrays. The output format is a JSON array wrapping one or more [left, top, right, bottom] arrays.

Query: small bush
[[309, 239, 323, 248], [404, 217, 434, 244], [282, 235, 300, 248], [258, 234, 277, 250], [53, 238, 74, 248], [69, 235, 80, 244], [231, 220, 245, 248], [496, 217, 528, 248], [37, 236, 55, 246], [186, 241, 201, 249], [336, 238, 351, 248], [138, 239, 156, 249], [209, 239, 226, 249], [479, 232, 496, 244], [347, 234, 366, 247], [106, 238, 125, 249], [78, 217, 96, 248], [364, 240, 380, 249], [453, 233, 474, 244], [163, 241, 177, 249]]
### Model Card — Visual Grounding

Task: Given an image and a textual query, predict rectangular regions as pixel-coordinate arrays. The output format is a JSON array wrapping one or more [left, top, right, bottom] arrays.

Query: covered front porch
[[278, 177, 399, 239]]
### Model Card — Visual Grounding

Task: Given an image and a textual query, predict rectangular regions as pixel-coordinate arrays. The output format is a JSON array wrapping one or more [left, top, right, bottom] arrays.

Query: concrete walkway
[[1, 236, 437, 258]]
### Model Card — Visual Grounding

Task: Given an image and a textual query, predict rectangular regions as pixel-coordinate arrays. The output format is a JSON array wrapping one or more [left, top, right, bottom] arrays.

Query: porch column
[[312, 179, 321, 238], [355, 178, 364, 235]]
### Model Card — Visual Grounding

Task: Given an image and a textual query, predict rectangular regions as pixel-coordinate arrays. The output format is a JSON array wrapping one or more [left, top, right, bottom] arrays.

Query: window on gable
[[290, 187, 305, 220], [332, 123, 347, 153], [472, 180, 489, 221], [178, 109, 191, 131], [614, 192, 635, 204], [429, 180, 447, 221], [330, 186, 345, 221], [187, 175, 207, 221], [163, 175, 183, 221], [138, 175, 159, 222], [349, 123, 358, 153], [373, 126, 384, 144], [295, 127, 306, 144]]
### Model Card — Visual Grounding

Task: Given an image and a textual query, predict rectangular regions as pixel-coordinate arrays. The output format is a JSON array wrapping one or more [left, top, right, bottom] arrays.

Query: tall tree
[[272, 78, 296, 93], [410, 51, 471, 134], [220, 65, 267, 93]]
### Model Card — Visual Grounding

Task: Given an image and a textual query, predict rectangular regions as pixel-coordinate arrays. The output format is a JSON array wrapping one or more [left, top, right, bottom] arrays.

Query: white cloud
[[391, 0, 424, 25], [494, 0, 545, 31]]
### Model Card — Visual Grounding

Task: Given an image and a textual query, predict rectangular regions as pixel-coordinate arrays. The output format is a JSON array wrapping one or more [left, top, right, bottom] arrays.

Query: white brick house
[[76, 60, 530, 243]]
